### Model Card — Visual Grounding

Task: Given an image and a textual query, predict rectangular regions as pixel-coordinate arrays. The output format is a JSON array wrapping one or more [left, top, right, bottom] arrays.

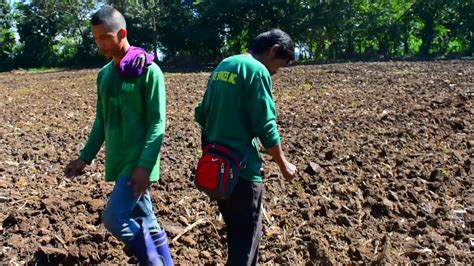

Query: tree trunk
[[347, 30, 354, 58], [420, 16, 434, 56], [470, 30, 473, 56]]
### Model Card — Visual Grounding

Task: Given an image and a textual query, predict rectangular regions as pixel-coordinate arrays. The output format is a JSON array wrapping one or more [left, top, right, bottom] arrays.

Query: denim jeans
[[102, 176, 161, 244]]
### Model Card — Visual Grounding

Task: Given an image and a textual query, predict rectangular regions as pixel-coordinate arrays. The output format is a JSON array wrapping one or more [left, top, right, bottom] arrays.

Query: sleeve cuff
[[79, 153, 93, 165], [260, 130, 281, 149], [137, 159, 156, 170]]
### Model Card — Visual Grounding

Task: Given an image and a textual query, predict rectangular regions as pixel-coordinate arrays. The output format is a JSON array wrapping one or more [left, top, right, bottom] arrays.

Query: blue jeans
[[102, 176, 161, 244]]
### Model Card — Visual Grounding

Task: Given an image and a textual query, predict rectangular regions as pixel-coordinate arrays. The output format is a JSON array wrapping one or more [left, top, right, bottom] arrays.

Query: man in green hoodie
[[64, 6, 171, 265], [195, 29, 297, 265]]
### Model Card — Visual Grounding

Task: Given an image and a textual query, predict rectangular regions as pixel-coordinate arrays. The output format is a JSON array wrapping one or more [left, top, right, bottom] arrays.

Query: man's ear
[[117, 28, 127, 39], [269, 44, 280, 58]]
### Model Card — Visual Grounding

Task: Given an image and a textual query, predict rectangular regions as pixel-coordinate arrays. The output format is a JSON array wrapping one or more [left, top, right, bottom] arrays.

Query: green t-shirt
[[195, 54, 280, 182], [80, 61, 166, 182]]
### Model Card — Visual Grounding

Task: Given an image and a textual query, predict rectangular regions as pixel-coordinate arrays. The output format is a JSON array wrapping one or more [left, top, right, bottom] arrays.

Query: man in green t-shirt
[[64, 6, 171, 265], [195, 29, 297, 265]]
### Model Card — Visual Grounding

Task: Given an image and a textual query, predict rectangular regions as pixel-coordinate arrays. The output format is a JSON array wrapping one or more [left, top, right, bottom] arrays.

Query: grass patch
[[14, 67, 65, 74], [317, 86, 331, 93]]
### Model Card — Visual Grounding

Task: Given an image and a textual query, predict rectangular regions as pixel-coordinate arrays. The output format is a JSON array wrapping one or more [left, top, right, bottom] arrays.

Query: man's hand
[[266, 144, 297, 182], [132, 53, 146, 69], [279, 160, 297, 182], [129, 167, 152, 197], [64, 158, 86, 178]]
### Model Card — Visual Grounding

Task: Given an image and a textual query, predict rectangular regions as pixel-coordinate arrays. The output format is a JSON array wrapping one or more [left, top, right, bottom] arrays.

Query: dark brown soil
[[0, 61, 473, 264]]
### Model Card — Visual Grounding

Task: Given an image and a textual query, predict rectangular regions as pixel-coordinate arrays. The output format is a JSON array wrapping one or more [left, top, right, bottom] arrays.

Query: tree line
[[0, 0, 472, 71]]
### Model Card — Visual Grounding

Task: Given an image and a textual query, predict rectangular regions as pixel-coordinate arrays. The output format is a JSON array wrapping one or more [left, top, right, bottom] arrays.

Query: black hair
[[249, 29, 295, 61], [91, 6, 126, 30]]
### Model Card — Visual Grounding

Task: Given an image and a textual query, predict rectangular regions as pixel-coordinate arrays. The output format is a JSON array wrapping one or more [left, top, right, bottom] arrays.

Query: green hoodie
[[80, 61, 166, 182], [195, 54, 280, 182]]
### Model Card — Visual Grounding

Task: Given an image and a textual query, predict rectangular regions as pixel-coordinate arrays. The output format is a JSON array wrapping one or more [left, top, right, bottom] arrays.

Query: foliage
[[0, 0, 471, 71]]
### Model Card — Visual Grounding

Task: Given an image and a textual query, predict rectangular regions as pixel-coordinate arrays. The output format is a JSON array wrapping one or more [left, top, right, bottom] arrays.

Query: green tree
[[0, 0, 16, 70], [4, 0, 472, 69], [59, 0, 100, 66], [14, 1, 63, 68]]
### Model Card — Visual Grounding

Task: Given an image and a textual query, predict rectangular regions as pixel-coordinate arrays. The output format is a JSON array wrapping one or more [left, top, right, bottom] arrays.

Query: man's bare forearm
[[266, 144, 287, 168]]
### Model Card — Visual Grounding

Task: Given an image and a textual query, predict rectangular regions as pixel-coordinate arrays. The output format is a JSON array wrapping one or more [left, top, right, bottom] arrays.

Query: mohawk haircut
[[91, 6, 126, 31]]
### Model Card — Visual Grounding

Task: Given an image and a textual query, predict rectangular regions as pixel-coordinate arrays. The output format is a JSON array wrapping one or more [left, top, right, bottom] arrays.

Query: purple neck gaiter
[[118, 46, 155, 77]]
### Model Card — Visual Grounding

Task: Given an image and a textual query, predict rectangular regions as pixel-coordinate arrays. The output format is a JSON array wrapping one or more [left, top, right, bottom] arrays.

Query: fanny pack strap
[[240, 142, 253, 169], [202, 133, 253, 167]]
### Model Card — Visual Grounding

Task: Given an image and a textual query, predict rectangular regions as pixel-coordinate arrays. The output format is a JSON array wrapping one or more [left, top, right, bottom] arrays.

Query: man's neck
[[249, 52, 265, 65], [112, 42, 130, 66]]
